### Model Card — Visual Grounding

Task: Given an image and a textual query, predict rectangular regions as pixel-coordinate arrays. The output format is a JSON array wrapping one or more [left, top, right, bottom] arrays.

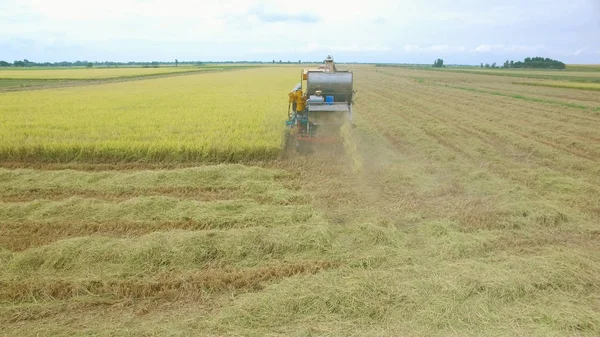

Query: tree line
[[481, 57, 566, 69], [432, 57, 565, 70], [0, 59, 312, 68], [0, 59, 209, 68]]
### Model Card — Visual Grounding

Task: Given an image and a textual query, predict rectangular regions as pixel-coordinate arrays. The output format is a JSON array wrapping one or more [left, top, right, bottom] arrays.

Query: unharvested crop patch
[[0, 67, 293, 163], [0, 66, 214, 80]]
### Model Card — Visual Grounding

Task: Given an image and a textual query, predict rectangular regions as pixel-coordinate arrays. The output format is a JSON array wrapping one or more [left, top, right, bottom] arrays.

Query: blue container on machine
[[326, 95, 334, 105]]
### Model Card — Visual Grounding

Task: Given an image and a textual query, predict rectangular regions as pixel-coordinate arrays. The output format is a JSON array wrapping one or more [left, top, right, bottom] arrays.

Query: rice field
[[0, 66, 213, 79], [567, 64, 600, 72], [1, 65, 599, 336], [0, 67, 292, 162]]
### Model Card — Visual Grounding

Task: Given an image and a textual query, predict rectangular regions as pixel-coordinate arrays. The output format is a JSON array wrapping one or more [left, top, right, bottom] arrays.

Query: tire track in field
[[376, 68, 600, 125], [1, 259, 339, 324], [368, 81, 600, 192], [0, 187, 239, 203], [357, 77, 600, 208], [1, 261, 337, 302], [443, 84, 600, 126], [438, 82, 600, 125], [453, 91, 600, 143], [357, 87, 600, 224], [479, 82, 600, 105], [0, 186, 307, 205], [374, 70, 600, 140], [364, 78, 600, 168], [0, 195, 317, 251], [0, 214, 317, 251], [411, 80, 600, 141], [365, 79, 598, 164], [406, 84, 600, 161], [428, 87, 600, 164]]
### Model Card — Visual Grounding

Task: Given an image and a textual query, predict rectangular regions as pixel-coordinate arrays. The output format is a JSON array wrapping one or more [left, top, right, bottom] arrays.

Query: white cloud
[[473, 44, 502, 52], [473, 44, 546, 53], [1, 0, 599, 63], [328, 44, 362, 52], [573, 47, 587, 56], [403, 44, 422, 52], [329, 44, 390, 52], [251, 43, 390, 54], [403, 44, 465, 52], [428, 45, 466, 52], [306, 43, 319, 53], [506, 45, 547, 53]]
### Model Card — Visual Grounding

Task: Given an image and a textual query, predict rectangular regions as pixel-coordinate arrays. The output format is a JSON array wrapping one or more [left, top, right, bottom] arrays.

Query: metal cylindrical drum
[[306, 72, 353, 98]]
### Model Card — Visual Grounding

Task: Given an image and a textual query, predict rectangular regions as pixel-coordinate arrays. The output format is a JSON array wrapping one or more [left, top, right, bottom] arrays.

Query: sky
[[1, 0, 599, 65]]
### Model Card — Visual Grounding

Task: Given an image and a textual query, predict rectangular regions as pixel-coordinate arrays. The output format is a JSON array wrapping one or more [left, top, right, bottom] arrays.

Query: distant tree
[[86, 62, 93, 69], [279, 60, 282, 63], [272, 59, 275, 63], [485, 63, 490, 68], [491, 62, 497, 68], [505, 57, 565, 69], [0, 61, 9, 67], [480, 63, 484, 68], [503, 60, 510, 68], [432, 58, 444, 68], [14, 60, 25, 67], [175, 59, 178, 67]]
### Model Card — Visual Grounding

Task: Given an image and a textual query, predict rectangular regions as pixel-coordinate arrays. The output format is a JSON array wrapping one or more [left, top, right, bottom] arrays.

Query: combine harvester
[[286, 56, 354, 153]]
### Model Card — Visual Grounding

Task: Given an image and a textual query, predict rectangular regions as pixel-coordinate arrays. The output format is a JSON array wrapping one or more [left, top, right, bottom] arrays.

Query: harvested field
[[1, 65, 599, 336], [516, 81, 600, 91], [427, 67, 600, 83]]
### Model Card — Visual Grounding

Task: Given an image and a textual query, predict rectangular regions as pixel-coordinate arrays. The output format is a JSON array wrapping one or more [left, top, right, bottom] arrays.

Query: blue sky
[[1, 0, 599, 64]]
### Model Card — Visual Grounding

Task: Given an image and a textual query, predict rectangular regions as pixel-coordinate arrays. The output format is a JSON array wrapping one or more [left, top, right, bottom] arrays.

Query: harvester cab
[[286, 55, 354, 152]]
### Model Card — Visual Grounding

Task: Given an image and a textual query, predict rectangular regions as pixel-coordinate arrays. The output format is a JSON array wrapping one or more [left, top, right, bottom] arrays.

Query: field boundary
[[514, 81, 600, 92], [0, 66, 261, 93], [440, 84, 600, 112], [397, 66, 600, 84]]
